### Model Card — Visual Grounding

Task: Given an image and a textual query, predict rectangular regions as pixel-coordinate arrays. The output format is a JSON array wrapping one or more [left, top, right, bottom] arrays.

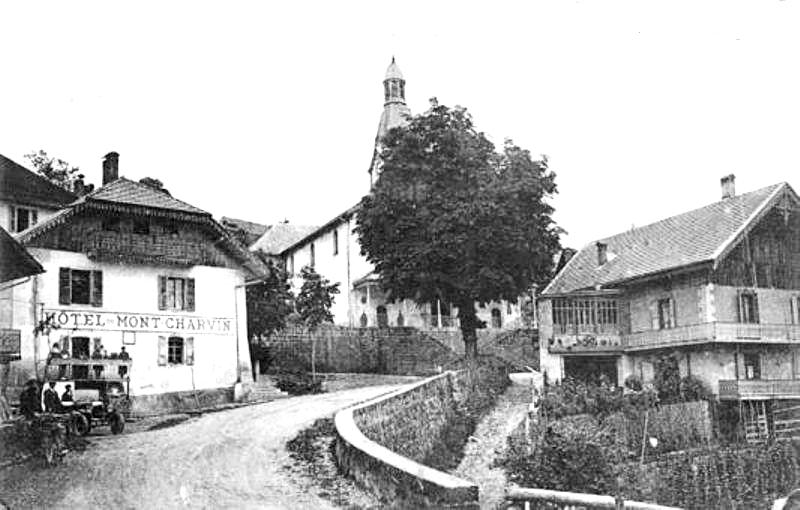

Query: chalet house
[[0, 154, 76, 234], [538, 176, 800, 440], [8, 153, 266, 413], [266, 59, 524, 334]]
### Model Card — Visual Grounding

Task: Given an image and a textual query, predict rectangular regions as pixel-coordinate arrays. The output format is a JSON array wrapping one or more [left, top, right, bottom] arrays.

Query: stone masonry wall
[[262, 326, 457, 375], [335, 372, 480, 508]]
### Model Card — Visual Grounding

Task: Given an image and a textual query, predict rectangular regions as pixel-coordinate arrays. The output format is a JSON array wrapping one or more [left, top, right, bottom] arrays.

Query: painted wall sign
[[0, 328, 21, 360], [44, 309, 233, 335]]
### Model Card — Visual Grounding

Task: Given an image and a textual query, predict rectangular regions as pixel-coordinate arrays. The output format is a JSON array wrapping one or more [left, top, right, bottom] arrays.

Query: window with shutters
[[9, 206, 38, 233], [159, 336, 194, 365], [59, 268, 103, 306], [738, 291, 760, 324], [158, 276, 195, 311], [657, 298, 675, 329]]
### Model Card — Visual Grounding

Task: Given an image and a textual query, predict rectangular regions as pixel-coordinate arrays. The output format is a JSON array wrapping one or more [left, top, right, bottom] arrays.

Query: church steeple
[[383, 57, 406, 105], [370, 57, 411, 187]]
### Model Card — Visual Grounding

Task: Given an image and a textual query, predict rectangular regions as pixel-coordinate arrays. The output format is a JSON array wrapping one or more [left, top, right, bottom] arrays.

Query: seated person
[[61, 384, 74, 407], [43, 381, 61, 413], [119, 346, 131, 361]]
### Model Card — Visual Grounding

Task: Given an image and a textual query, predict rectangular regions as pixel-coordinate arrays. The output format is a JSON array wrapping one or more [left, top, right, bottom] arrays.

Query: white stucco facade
[[7, 247, 252, 398]]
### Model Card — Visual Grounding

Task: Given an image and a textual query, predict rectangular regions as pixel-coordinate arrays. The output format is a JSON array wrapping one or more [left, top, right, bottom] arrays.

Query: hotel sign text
[[44, 309, 233, 335]]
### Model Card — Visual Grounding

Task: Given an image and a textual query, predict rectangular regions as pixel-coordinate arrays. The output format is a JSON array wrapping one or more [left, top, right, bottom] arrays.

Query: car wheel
[[72, 412, 91, 436]]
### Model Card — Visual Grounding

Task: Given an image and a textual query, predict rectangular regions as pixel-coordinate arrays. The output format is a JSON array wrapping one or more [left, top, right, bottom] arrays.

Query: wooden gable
[[714, 195, 800, 289], [25, 207, 243, 270]]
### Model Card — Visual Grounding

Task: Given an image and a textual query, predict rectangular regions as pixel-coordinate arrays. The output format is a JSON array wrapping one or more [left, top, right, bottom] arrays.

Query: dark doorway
[[563, 356, 619, 385], [376, 306, 388, 328]]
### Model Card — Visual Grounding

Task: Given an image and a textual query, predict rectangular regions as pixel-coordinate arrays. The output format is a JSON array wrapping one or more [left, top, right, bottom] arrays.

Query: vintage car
[[44, 357, 132, 435]]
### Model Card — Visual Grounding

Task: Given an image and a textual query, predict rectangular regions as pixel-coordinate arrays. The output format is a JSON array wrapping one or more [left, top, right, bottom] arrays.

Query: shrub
[[624, 374, 643, 392], [500, 414, 625, 494]]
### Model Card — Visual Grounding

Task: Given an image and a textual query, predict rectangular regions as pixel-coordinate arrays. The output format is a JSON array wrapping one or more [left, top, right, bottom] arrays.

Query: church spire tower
[[369, 57, 411, 187]]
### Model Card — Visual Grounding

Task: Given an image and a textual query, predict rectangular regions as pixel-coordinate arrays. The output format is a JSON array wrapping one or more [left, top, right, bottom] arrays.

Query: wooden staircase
[[742, 400, 769, 443]]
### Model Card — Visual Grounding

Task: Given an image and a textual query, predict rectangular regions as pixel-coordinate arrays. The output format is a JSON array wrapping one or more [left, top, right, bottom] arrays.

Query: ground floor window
[[158, 336, 194, 365], [491, 308, 502, 328]]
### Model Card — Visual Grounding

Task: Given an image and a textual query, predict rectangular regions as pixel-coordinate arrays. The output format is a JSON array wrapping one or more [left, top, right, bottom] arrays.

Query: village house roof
[[277, 204, 360, 256], [0, 154, 76, 208], [544, 182, 798, 295], [251, 222, 319, 255], [0, 226, 43, 284], [220, 217, 269, 247], [16, 177, 267, 279]]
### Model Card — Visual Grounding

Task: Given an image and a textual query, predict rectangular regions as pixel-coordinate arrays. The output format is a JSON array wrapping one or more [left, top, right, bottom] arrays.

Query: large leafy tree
[[356, 101, 561, 358], [24, 150, 81, 191], [246, 257, 294, 341]]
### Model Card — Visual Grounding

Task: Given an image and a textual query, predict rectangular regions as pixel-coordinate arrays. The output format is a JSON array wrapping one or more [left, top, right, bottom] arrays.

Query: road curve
[[0, 384, 404, 509]]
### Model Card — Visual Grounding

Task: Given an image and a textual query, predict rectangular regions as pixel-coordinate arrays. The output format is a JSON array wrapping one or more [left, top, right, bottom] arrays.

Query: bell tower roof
[[384, 57, 404, 80]]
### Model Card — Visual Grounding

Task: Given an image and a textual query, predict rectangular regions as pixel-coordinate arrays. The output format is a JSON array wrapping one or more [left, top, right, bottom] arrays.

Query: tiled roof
[[0, 227, 43, 283], [220, 216, 270, 246], [250, 223, 319, 255], [87, 178, 209, 215], [0, 154, 76, 207], [544, 183, 789, 295]]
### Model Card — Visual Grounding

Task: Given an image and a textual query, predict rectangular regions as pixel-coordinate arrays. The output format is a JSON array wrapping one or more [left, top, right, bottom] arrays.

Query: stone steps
[[241, 380, 288, 403]]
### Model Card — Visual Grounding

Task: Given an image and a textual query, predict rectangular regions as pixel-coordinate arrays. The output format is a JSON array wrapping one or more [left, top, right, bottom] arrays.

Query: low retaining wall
[[262, 326, 457, 375], [334, 372, 480, 508], [129, 386, 234, 416]]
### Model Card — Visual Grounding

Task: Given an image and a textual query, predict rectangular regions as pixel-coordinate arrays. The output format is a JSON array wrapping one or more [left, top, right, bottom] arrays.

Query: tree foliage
[[246, 257, 294, 340], [139, 177, 171, 195], [24, 150, 81, 191], [295, 265, 340, 331], [356, 101, 562, 357]]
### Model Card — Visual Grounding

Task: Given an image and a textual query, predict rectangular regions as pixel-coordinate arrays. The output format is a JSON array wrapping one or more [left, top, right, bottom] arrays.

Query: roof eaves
[[280, 203, 360, 255], [710, 183, 791, 269]]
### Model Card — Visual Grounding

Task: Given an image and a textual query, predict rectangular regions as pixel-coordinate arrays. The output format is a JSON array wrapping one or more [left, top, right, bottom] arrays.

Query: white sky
[[1, 1, 798, 249]]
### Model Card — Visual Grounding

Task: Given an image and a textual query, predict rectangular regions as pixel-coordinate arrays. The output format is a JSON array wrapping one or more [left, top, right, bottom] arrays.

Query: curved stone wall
[[334, 372, 479, 508]]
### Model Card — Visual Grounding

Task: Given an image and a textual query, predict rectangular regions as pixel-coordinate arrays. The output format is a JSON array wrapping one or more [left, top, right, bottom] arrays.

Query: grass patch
[[285, 417, 382, 509]]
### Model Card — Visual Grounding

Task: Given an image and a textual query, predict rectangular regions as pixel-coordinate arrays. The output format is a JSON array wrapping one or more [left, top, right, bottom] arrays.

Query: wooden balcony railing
[[547, 322, 800, 353], [718, 379, 800, 400]]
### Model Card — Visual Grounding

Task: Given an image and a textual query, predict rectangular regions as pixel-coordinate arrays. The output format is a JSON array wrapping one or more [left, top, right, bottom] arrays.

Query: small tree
[[357, 101, 562, 358], [24, 150, 81, 191], [295, 266, 340, 379]]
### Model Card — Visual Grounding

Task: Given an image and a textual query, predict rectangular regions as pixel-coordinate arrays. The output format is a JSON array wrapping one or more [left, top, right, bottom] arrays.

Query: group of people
[[48, 342, 131, 361], [18, 380, 74, 418]]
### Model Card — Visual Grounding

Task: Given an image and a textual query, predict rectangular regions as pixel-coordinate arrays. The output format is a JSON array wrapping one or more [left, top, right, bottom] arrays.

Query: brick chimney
[[596, 242, 608, 266], [720, 174, 736, 200], [102, 152, 119, 185]]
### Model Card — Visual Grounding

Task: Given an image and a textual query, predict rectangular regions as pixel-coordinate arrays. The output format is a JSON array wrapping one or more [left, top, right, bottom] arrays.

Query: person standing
[[43, 382, 60, 413]]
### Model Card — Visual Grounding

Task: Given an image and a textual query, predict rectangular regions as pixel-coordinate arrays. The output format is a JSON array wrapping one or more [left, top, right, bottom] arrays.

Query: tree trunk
[[458, 303, 480, 360]]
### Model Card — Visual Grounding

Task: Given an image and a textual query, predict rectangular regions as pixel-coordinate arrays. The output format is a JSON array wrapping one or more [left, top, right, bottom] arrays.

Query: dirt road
[[0, 385, 402, 509]]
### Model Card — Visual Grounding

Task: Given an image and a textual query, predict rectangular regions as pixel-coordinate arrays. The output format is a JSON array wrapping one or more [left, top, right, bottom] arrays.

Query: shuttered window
[[9, 206, 38, 233], [657, 298, 676, 329], [158, 276, 195, 311], [738, 291, 760, 324], [158, 335, 194, 365], [58, 268, 103, 307]]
